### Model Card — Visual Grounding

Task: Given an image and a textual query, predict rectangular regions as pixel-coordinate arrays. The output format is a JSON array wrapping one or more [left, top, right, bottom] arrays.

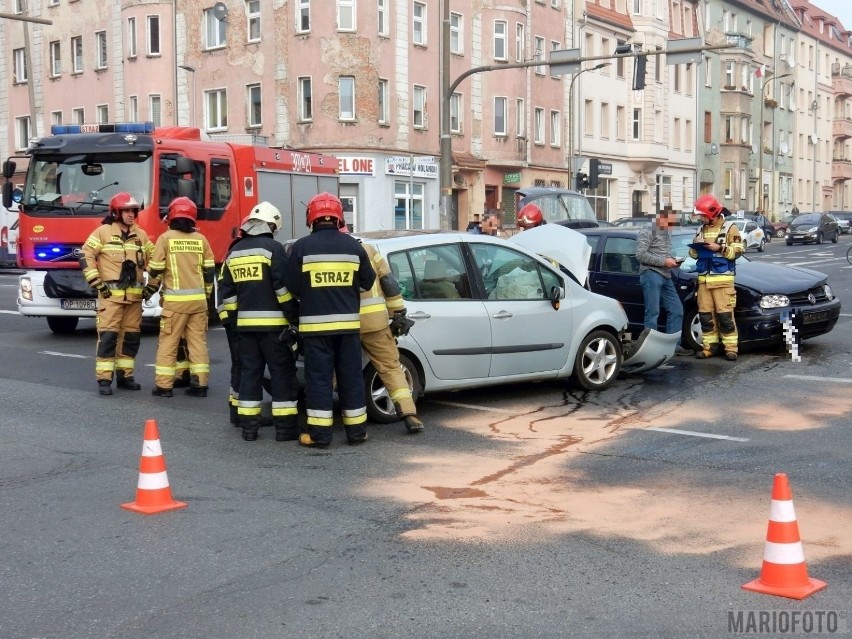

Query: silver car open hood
[[509, 224, 590, 285]]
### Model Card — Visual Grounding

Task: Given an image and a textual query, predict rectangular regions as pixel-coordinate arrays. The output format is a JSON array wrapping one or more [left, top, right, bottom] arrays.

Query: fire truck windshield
[[22, 152, 152, 216]]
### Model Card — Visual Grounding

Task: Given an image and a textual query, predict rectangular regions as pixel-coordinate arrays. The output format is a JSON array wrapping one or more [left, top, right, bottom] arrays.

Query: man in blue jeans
[[636, 210, 688, 352]]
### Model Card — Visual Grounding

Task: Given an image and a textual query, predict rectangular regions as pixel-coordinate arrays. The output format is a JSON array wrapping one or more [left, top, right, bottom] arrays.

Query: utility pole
[[439, 0, 452, 230]]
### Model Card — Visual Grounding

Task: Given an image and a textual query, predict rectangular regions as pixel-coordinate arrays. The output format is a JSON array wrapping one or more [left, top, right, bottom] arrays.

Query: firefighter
[[351, 231, 423, 433], [218, 202, 300, 442], [218, 231, 246, 427], [284, 193, 376, 448], [80, 192, 154, 396], [688, 194, 743, 361], [147, 197, 216, 397], [516, 203, 545, 230]]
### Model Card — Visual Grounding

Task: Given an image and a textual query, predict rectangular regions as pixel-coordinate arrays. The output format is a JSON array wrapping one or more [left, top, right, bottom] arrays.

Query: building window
[[724, 168, 733, 199], [673, 65, 681, 92], [297, 0, 310, 32], [394, 181, 424, 230], [654, 45, 663, 82], [247, 84, 262, 127], [71, 36, 83, 73], [298, 77, 312, 121], [633, 0, 642, 15], [516, 98, 525, 138], [72, 108, 85, 124], [632, 108, 641, 140], [51, 111, 63, 126], [378, 0, 389, 36], [246, 1, 261, 42], [534, 107, 544, 144], [534, 36, 545, 74], [147, 15, 161, 56], [149, 95, 162, 127], [673, 117, 681, 149], [15, 116, 31, 151], [337, 0, 356, 31], [616, 105, 625, 140], [704, 111, 711, 143], [584, 99, 593, 136], [50, 41, 61, 76], [550, 41, 561, 78], [127, 18, 137, 58], [450, 92, 462, 133], [378, 78, 389, 124], [550, 110, 561, 146], [413, 85, 427, 128], [601, 102, 610, 139], [97, 104, 109, 123], [515, 23, 525, 63], [616, 40, 626, 78], [339, 76, 355, 120], [205, 89, 227, 130], [685, 120, 693, 151], [494, 97, 507, 136], [450, 12, 462, 55], [95, 31, 108, 69], [494, 21, 507, 61], [128, 96, 139, 122], [413, 2, 426, 45], [724, 60, 734, 88], [204, 9, 227, 49], [13, 48, 27, 83]]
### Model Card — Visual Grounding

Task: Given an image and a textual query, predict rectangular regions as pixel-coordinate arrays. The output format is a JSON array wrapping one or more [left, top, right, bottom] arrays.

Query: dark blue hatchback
[[578, 228, 841, 351]]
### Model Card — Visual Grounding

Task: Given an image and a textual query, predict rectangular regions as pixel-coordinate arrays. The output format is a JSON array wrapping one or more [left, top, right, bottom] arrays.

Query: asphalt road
[[0, 236, 850, 639]]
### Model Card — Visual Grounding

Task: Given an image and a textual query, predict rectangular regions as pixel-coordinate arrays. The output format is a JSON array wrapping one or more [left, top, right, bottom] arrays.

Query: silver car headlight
[[759, 294, 790, 309], [824, 284, 833, 301]]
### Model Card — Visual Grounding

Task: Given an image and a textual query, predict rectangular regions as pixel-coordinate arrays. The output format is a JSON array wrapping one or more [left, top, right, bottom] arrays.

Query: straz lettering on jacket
[[168, 238, 204, 254], [312, 269, 354, 287], [231, 263, 263, 282]]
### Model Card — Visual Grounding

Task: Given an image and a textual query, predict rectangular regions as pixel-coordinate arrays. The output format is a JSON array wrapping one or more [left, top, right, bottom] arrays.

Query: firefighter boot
[[116, 371, 141, 391], [403, 415, 424, 434], [229, 403, 240, 426], [151, 386, 174, 398], [298, 433, 330, 449], [274, 416, 300, 442], [242, 418, 260, 442], [185, 385, 208, 398], [173, 370, 192, 388], [98, 380, 113, 396]]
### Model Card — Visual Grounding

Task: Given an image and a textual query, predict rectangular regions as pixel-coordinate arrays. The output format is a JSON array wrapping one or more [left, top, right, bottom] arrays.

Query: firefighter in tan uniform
[[688, 194, 744, 361], [80, 192, 154, 396], [147, 197, 216, 397], [357, 239, 423, 433]]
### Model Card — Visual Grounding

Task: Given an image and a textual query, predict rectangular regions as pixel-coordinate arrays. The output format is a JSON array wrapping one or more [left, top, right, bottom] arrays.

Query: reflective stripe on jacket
[[360, 243, 405, 333]]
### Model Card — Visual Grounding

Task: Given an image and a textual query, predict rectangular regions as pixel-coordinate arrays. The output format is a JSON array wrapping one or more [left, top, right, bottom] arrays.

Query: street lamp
[[178, 65, 196, 127], [757, 72, 792, 216], [568, 63, 610, 188]]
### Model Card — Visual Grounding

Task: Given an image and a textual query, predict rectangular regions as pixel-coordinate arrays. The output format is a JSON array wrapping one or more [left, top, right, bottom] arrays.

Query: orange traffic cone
[[121, 419, 187, 515], [742, 473, 826, 599]]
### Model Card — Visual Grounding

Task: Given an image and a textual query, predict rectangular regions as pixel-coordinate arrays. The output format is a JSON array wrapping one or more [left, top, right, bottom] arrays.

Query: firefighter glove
[[96, 282, 112, 299], [142, 284, 159, 301], [279, 325, 300, 355], [389, 310, 415, 337], [117, 260, 138, 289]]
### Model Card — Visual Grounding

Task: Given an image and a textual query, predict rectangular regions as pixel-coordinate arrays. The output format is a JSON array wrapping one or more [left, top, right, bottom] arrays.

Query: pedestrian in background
[[148, 197, 216, 397], [80, 192, 154, 396], [284, 193, 376, 448], [689, 195, 743, 361], [635, 209, 685, 348], [218, 202, 300, 442]]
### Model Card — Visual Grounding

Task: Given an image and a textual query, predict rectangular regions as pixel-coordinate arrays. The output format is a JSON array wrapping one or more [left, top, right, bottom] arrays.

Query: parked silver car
[[351, 226, 678, 421]]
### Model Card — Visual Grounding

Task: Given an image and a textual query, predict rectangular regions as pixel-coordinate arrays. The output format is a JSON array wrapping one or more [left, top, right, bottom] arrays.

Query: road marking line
[[427, 400, 518, 414], [783, 374, 852, 384], [39, 350, 90, 359], [645, 427, 750, 442], [0, 309, 21, 314]]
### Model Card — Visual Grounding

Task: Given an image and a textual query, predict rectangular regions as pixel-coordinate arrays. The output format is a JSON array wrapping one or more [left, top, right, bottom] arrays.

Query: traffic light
[[588, 159, 601, 190], [575, 172, 588, 191], [633, 54, 647, 91]]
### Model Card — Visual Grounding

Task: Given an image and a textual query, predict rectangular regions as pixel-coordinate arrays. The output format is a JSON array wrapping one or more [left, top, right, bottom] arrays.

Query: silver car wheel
[[574, 330, 621, 391], [363, 354, 421, 423]]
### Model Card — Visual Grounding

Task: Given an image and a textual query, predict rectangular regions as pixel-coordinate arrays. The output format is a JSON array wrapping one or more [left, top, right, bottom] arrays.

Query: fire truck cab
[[2, 122, 338, 333]]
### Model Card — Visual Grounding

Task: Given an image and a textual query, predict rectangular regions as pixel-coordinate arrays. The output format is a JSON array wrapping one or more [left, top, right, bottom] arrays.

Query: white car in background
[[731, 218, 766, 252], [347, 226, 679, 421]]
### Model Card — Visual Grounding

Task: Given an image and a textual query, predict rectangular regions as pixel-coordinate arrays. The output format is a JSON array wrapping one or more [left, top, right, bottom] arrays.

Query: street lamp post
[[757, 72, 792, 216], [568, 63, 610, 189], [178, 65, 196, 128]]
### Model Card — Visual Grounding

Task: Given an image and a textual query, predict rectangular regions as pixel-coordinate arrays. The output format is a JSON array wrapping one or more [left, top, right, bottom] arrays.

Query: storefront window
[[394, 180, 424, 229], [585, 178, 611, 221]]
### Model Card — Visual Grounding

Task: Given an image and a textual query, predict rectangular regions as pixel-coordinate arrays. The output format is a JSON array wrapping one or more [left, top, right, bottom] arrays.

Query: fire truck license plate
[[60, 299, 97, 311]]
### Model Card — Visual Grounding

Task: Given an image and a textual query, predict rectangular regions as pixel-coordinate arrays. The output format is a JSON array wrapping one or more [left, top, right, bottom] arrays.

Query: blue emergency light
[[50, 122, 155, 135]]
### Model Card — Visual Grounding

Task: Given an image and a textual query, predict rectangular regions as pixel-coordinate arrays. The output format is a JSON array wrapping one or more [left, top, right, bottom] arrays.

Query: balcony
[[833, 118, 852, 140], [831, 158, 852, 182], [721, 88, 754, 114], [831, 62, 852, 97], [625, 141, 669, 173], [725, 32, 754, 52]]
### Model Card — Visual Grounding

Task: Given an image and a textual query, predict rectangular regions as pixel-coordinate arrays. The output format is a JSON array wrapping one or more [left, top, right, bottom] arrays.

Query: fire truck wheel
[[47, 316, 79, 335]]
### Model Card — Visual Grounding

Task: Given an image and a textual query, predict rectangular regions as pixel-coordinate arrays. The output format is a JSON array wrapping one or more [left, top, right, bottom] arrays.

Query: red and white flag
[[755, 64, 766, 78]]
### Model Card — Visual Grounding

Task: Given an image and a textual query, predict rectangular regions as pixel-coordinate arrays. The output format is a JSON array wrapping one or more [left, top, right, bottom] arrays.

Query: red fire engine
[[1, 122, 339, 333]]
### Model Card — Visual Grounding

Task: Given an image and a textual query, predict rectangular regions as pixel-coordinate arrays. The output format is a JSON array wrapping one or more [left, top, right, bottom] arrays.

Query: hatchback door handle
[[408, 311, 431, 320], [492, 310, 513, 319]]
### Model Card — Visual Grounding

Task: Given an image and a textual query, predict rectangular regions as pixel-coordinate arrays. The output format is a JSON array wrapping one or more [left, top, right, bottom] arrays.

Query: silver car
[[354, 225, 678, 421]]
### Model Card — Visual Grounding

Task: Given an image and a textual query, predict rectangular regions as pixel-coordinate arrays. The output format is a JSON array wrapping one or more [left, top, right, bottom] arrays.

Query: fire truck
[[1, 122, 339, 333]]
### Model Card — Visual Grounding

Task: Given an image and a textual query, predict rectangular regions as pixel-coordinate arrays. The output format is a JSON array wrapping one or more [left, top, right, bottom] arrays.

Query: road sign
[[666, 37, 703, 65], [549, 48, 581, 76], [596, 161, 613, 175]]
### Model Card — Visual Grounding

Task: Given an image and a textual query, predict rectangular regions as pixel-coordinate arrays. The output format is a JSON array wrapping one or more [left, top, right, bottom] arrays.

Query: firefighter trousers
[[236, 331, 298, 436], [154, 309, 209, 389], [224, 322, 242, 422], [360, 327, 416, 417], [95, 299, 142, 382], [302, 333, 367, 445], [697, 283, 738, 354]]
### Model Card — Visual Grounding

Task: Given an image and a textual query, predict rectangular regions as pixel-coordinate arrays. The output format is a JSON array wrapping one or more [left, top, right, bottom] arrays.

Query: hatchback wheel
[[816, 232, 823, 245], [572, 330, 621, 391], [831, 232, 839, 244], [758, 238, 766, 252], [775, 228, 786, 238], [363, 353, 421, 423]]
